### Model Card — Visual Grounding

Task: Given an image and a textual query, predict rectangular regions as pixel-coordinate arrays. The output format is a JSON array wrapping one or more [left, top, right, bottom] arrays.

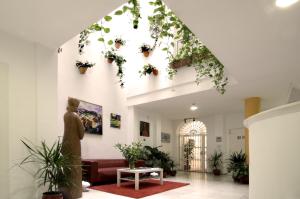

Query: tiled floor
[[82, 172, 249, 199]]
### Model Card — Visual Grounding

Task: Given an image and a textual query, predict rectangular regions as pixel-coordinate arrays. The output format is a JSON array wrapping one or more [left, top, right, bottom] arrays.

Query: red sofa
[[82, 159, 145, 184]]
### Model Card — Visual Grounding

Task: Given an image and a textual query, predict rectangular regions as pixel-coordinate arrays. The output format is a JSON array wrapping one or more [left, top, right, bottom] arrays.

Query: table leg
[[135, 172, 139, 190], [160, 170, 164, 185], [117, 170, 121, 187]]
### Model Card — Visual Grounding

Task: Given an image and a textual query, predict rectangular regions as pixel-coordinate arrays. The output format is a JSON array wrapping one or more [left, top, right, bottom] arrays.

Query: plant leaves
[[108, 40, 113, 45], [115, 10, 123, 15], [104, 28, 110, 33], [104, 16, 112, 21], [98, 38, 105, 42]]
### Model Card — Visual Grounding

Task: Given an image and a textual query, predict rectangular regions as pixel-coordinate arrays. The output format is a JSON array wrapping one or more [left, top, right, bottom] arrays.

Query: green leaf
[[104, 16, 112, 21], [98, 38, 105, 42], [104, 28, 110, 33], [108, 40, 113, 45], [115, 10, 123, 15], [162, 48, 168, 51], [122, 6, 129, 12]]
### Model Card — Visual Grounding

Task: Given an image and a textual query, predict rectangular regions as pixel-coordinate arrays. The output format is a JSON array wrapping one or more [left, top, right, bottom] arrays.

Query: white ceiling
[[136, 0, 300, 119], [0, 0, 125, 48], [1, 0, 299, 119]]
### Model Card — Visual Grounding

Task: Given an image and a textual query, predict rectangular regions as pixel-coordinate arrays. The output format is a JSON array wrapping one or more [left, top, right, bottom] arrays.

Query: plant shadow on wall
[[18, 139, 74, 199], [77, 0, 228, 94]]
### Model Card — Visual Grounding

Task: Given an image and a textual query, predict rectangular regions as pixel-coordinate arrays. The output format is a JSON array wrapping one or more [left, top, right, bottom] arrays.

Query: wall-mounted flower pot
[[107, 58, 114, 64], [152, 68, 159, 76], [79, 67, 88, 74], [115, 42, 122, 49], [143, 51, 150, 57], [42, 192, 63, 199]]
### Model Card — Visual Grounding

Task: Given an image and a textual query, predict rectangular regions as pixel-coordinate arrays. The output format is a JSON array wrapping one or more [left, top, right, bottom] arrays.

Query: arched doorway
[[179, 120, 207, 172]]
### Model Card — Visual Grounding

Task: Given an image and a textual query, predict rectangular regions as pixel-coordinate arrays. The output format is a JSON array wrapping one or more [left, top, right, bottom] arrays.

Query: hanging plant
[[114, 55, 127, 87], [78, 29, 91, 54], [139, 64, 158, 76], [148, 0, 228, 94], [115, 38, 126, 49], [104, 50, 117, 63], [75, 60, 95, 74], [140, 44, 152, 57]]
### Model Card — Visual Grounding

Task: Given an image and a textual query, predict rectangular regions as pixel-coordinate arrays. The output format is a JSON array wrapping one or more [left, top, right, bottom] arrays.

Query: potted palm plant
[[75, 60, 95, 74], [140, 44, 151, 57], [227, 151, 249, 184], [114, 38, 125, 49], [104, 50, 116, 63], [19, 139, 73, 199], [208, 151, 223, 176], [115, 142, 144, 169]]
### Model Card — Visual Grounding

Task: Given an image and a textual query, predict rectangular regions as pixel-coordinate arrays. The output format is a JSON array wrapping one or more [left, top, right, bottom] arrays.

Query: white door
[[228, 128, 245, 154]]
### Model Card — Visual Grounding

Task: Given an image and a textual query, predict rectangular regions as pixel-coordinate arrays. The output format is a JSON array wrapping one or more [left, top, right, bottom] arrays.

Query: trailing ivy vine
[[148, 0, 228, 94]]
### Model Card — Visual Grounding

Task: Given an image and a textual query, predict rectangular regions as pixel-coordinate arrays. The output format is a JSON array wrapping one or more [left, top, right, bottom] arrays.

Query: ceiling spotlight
[[276, 0, 299, 8], [190, 104, 198, 111]]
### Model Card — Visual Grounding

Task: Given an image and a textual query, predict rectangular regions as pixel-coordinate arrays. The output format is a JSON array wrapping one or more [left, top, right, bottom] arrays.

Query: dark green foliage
[[139, 64, 157, 76], [75, 60, 95, 68], [140, 44, 151, 53], [142, 146, 176, 175], [19, 139, 73, 193], [227, 151, 249, 183]]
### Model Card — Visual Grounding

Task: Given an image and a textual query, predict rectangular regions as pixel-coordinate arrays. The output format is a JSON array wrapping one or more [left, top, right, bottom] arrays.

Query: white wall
[[0, 30, 58, 199], [0, 62, 9, 199], [58, 36, 129, 159], [161, 118, 175, 157], [245, 102, 300, 199]]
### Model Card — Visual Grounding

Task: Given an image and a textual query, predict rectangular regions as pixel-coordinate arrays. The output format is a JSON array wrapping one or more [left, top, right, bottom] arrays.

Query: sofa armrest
[[82, 160, 98, 183]]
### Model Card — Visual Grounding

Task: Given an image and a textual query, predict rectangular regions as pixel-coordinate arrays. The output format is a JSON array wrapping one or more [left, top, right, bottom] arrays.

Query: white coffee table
[[117, 167, 163, 190]]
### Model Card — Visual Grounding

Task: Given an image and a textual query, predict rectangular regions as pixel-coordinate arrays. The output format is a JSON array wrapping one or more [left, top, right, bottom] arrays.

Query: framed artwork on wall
[[77, 99, 103, 135], [110, 113, 121, 129], [161, 132, 171, 143], [140, 121, 150, 137]]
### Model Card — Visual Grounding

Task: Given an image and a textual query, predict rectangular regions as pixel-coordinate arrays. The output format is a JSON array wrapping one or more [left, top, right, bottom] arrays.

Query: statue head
[[67, 98, 80, 112]]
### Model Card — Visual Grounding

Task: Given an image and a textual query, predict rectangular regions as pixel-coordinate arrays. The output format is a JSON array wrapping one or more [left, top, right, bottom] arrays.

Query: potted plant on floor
[[208, 151, 223, 176], [115, 142, 144, 169], [114, 38, 125, 49], [139, 64, 159, 77], [140, 44, 152, 57], [183, 139, 195, 171], [75, 60, 95, 74], [104, 50, 116, 63], [227, 151, 249, 184], [19, 139, 73, 199]]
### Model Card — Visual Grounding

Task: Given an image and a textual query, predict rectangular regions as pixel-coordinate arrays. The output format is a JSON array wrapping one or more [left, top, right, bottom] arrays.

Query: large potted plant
[[75, 60, 95, 74], [208, 151, 223, 176], [115, 142, 144, 169], [142, 145, 176, 177], [183, 139, 195, 171], [19, 139, 73, 199], [140, 44, 152, 57], [227, 151, 249, 184]]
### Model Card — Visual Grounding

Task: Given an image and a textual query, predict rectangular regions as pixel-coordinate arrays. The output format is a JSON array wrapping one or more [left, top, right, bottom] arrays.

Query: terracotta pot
[[212, 169, 221, 176], [170, 170, 177, 176], [79, 67, 87, 74], [143, 51, 150, 57], [107, 58, 114, 64], [42, 192, 63, 199], [152, 68, 159, 76], [239, 175, 249, 184], [115, 42, 121, 49]]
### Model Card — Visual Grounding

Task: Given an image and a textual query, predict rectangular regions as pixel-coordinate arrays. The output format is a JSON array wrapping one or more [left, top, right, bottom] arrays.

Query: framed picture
[[161, 132, 171, 143], [110, 113, 121, 129], [77, 99, 103, 135], [140, 121, 150, 137]]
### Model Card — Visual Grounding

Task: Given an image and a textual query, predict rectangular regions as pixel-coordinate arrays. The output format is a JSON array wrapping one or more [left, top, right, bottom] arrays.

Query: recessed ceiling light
[[190, 104, 198, 111], [276, 0, 299, 8]]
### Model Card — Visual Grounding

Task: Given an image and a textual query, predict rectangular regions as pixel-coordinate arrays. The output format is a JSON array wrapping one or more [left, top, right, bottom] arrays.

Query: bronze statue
[[61, 98, 85, 198]]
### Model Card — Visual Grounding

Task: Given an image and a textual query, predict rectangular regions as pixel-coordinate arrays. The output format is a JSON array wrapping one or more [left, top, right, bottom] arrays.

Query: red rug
[[90, 179, 189, 198]]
